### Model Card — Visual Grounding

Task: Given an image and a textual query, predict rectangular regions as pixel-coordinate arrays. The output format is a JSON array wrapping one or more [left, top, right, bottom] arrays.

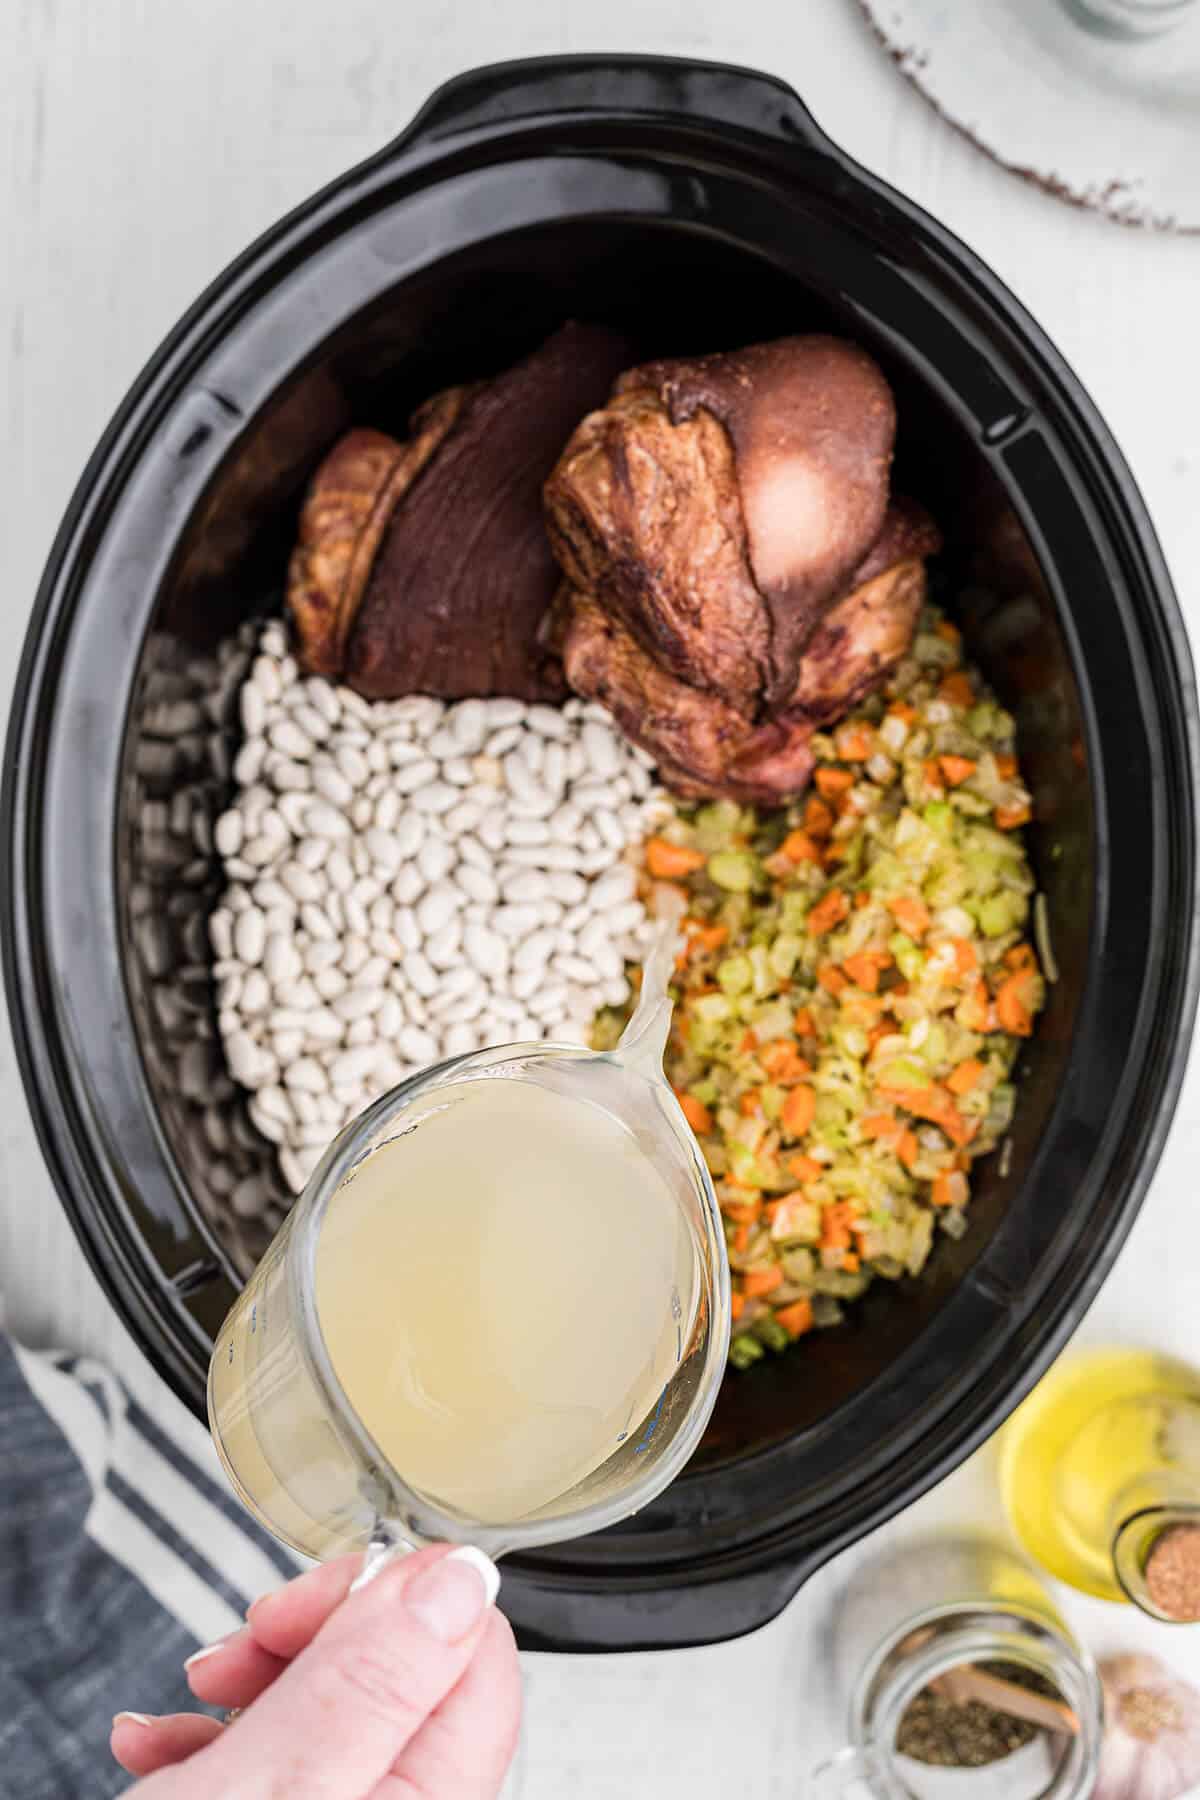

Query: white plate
[[858, 0, 1200, 232]]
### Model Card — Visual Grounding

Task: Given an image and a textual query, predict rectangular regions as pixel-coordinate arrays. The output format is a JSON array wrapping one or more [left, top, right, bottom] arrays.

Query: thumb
[[174, 1546, 499, 1799]]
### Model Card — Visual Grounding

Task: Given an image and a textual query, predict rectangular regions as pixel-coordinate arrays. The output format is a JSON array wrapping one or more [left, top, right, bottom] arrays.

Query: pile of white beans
[[211, 621, 667, 1194]]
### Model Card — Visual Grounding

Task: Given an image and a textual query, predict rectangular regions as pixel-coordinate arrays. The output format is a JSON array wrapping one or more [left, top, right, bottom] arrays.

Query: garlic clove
[[1095, 1654, 1200, 1800]]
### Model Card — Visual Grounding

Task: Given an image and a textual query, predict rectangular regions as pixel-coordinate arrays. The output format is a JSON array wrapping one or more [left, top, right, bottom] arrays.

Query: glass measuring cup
[[208, 910, 730, 1563], [809, 1535, 1103, 1799]]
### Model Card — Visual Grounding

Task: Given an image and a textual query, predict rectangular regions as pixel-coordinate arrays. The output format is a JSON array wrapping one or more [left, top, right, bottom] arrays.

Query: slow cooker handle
[[397, 54, 841, 160]]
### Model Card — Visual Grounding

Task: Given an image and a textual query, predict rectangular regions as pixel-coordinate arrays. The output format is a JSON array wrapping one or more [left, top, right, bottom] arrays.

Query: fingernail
[[113, 1712, 154, 1730], [185, 1627, 245, 1669], [404, 1547, 500, 1642]]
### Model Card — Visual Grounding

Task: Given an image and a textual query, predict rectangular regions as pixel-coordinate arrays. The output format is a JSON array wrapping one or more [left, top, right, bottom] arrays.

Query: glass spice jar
[[809, 1535, 1103, 1799]]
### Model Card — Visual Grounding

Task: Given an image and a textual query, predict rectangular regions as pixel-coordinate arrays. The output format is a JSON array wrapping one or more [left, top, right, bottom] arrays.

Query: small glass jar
[[1062, 0, 1197, 38], [810, 1536, 1103, 1799]]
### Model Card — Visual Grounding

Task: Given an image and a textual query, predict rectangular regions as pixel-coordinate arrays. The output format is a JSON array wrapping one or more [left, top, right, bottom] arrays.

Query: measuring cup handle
[[806, 1746, 884, 1798], [349, 1518, 420, 1591]]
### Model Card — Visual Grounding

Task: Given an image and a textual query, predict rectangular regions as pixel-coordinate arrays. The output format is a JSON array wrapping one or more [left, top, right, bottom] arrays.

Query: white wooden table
[[3, 1, 1200, 1791]]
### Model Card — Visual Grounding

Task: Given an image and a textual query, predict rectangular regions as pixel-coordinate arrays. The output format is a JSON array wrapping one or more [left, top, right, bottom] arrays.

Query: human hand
[[111, 1545, 520, 1798]]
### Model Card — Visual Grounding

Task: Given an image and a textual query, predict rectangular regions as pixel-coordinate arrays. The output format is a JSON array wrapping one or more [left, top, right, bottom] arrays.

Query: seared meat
[[558, 499, 940, 803], [286, 406, 464, 678], [287, 324, 631, 701], [545, 389, 769, 715], [345, 323, 632, 702], [546, 335, 897, 718]]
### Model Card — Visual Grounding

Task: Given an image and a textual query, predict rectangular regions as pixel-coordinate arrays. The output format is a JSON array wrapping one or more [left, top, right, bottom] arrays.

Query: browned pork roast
[[287, 323, 632, 700], [543, 337, 940, 800]]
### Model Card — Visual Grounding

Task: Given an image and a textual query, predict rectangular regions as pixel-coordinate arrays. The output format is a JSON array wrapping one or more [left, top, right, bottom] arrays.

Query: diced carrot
[[677, 1091, 713, 1135], [951, 937, 978, 978], [739, 1028, 758, 1055], [897, 1130, 919, 1170], [836, 725, 874, 762], [879, 1082, 972, 1147], [815, 767, 856, 798], [793, 1007, 816, 1038], [995, 753, 1018, 779], [939, 671, 975, 708], [931, 1170, 969, 1209], [842, 950, 893, 993], [775, 1297, 814, 1339], [861, 1113, 898, 1142], [742, 1265, 784, 1299], [700, 924, 730, 953], [807, 889, 850, 936], [923, 758, 946, 795], [724, 1198, 762, 1224], [887, 893, 931, 938], [820, 1201, 856, 1251], [935, 619, 962, 646], [645, 837, 707, 879], [841, 1252, 861, 1274], [787, 1153, 823, 1183], [730, 1292, 745, 1322], [733, 1224, 751, 1254], [761, 1041, 812, 1083], [867, 1022, 891, 1055], [739, 1090, 764, 1118], [804, 794, 836, 840], [888, 702, 917, 725], [782, 829, 823, 865], [947, 1058, 985, 1096], [959, 979, 993, 1033], [1005, 942, 1037, 972], [996, 969, 1038, 1036], [939, 755, 977, 787], [995, 800, 1032, 830], [818, 963, 849, 996], [780, 1084, 817, 1139]]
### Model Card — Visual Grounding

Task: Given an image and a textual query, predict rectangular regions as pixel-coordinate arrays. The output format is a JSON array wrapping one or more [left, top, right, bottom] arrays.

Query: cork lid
[[1144, 1524, 1200, 1621]]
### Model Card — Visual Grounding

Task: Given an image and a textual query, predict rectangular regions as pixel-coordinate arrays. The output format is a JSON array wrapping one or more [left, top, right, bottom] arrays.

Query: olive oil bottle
[[999, 1347, 1200, 1618]]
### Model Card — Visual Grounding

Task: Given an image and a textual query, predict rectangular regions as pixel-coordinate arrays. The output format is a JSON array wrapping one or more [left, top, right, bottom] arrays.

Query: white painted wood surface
[[3, 1, 1200, 1792]]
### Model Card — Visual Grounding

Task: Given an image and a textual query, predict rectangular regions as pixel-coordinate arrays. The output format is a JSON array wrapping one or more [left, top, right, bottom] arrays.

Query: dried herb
[[896, 1661, 1060, 1768]]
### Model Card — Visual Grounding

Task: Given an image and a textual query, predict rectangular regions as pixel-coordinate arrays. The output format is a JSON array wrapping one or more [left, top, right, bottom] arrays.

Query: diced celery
[[708, 850, 758, 892], [769, 933, 802, 980], [729, 1333, 765, 1370], [716, 954, 753, 996], [889, 932, 925, 982], [923, 802, 955, 838], [693, 993, 733, 1024], [754, 1317, 790, 1353]]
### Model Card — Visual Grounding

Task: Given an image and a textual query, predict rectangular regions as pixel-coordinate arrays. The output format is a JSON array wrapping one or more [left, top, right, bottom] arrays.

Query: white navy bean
[[403, 951, 438, 998], [393, 907, 421, 952], [527, 704, 569, 738], [214, 811, 243, 857], [417, 836, 455, 884], [305, 802, 351, 840], [399, 1024, 438, 1064], [209, 907, 234, 959], [234, 908, 266, 966], [393, 757, 438, 793], [457, 864, 498, 904], [324, 849, 353, 894], [410, 782, 459, 816], [464, 924, 506, 977], [416, 883, 463, 936], [425, 918, 463, 970], [330, 1046, 381, 1086], [444, 1023, 479, 1057], [313, 763, 353, 809], [445, 800, 484, 836], [513, 928, 557, 972]]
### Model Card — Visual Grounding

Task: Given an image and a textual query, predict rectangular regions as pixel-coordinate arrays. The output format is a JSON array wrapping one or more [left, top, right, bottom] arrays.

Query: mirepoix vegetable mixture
[[594, 608, 1047, 1369]]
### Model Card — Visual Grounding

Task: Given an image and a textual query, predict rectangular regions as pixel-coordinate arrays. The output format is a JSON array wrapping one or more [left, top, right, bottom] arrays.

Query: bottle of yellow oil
[[998, 1346, 1200, 1619]]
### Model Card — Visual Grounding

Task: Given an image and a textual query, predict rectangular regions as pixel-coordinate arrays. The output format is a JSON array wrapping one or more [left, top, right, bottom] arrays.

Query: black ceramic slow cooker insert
[[5, 56, 1198, 1651]]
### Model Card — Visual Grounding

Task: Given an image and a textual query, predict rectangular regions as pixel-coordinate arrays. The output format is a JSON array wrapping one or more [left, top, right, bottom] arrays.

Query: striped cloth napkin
[[0, 1333, 305, 1799]]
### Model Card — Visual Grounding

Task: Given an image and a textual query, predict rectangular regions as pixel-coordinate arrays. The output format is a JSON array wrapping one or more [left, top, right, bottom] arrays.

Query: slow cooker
[[5, 55, 1198, 1650]]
